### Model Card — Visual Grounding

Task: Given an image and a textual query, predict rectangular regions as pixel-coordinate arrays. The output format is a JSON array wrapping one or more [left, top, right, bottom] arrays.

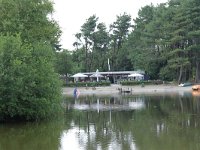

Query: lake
[[1, 92, 200, 150]]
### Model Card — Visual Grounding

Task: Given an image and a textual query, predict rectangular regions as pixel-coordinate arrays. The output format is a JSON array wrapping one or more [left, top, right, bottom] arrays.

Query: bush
[[120, 80, 163, 86], [0, 36, 62, 122], [66, 81, 111, 87]]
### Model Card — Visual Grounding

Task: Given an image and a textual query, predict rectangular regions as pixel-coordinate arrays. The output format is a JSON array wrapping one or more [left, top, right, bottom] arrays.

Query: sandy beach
[[62, 84, 193, 96]]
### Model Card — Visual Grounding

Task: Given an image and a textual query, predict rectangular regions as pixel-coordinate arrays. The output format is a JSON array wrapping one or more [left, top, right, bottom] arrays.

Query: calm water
[[1, 92, 200, 150]]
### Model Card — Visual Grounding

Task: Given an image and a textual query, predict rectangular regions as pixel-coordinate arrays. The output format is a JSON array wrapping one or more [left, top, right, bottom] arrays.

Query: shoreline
[[62, 84, 194, 96]]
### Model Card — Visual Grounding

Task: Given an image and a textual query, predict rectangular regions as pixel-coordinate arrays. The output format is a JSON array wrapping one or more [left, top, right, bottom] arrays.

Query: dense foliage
[[68, 0, 200, 84], [65, 81, 111, 87], [0, 0, 62, 121], [120, 80, 164, 86], [126, 0, 200, 83]]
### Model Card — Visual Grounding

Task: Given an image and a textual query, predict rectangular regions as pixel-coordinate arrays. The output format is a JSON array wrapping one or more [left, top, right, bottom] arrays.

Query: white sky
[[53, 0, 168, 50]]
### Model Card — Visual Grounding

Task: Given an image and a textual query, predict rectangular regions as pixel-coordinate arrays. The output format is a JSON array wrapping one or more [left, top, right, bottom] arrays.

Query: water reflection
[[2, 92, 200, 150], [60, 110, 138, 150], [62, 92, 200, 150], [0, 120, 65, 150], [72, 96, 145, 111]]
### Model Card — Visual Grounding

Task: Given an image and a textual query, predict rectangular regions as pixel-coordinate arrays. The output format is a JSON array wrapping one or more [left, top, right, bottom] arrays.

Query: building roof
[[82, 70, 145, 76]]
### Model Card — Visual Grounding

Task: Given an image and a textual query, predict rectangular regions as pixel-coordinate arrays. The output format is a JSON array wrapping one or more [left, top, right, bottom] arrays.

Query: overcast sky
[[53, 0, 168, 50]]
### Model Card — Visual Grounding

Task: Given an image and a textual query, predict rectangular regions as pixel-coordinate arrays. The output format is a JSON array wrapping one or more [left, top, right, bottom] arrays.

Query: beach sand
[[62, 84, 193, 96]]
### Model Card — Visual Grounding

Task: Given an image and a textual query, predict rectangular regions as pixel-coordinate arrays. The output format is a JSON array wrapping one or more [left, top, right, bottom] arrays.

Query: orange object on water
[[192, 85, 200, 91]]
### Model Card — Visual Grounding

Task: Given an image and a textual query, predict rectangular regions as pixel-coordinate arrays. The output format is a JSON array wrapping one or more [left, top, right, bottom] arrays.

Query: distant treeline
[[56, 0, 200, 84]]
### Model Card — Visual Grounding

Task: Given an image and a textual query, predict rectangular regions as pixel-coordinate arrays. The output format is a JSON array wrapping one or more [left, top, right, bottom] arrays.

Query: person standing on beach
[[73, 87, 80, 98]]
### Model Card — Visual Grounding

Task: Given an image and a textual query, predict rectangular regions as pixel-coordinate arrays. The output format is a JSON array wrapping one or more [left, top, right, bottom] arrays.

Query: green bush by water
[[120, 80, 163, 86], [0, 36, 62, 122], [65, 81, 111, 87]]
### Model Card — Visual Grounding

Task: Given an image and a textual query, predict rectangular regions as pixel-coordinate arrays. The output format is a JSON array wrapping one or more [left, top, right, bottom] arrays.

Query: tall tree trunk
[[195, 61, 200, 83], [85, 41, 88, 72], [178, 65, 183, 84], [113, 42, 116, 71], [111, 51, 115, 71], [88, 53, 92, 72], [100, 51, 104, 71]]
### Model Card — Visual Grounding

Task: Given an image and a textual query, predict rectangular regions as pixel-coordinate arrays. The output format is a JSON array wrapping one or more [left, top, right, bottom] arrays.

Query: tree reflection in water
[[62, 92, 200, 150], [1, 92, 200, 150]]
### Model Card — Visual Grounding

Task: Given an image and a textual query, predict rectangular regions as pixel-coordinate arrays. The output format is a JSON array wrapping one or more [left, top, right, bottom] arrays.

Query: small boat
[[178, 82, 192, 87], [192, 84, 200, 91]]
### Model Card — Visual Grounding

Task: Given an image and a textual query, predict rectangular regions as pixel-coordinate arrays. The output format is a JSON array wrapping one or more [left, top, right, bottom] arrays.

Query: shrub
[[66, 81, 111, 87], [120, 80, 163, 86], [0, 36, 62, 122]]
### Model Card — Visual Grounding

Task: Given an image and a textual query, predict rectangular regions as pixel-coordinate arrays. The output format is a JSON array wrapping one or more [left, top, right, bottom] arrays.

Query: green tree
[[158, 0, 200, 83], [74, 15, 98, 72], [127, 5, 157, 78], [0, 35, 62, 121], [0, 0, 62, 121], [71, 48, 85, 72], [91, 23, 110, 71], [0, 0, 61, 50], [162, 1, 190, 83], [109, 13, 132, 71], [55, 50, 74, 83], [74, 16, 111, 72], [184, 0, 200, 82]]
